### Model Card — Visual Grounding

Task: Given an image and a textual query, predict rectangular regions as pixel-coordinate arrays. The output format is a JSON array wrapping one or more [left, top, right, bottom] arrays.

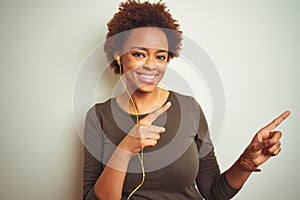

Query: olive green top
[[83, 91, 239, 200]]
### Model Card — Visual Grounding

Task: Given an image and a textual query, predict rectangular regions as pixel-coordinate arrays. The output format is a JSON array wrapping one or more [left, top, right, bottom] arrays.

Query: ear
[[113, 52, 121, 60], [114, 55, 121, 66]]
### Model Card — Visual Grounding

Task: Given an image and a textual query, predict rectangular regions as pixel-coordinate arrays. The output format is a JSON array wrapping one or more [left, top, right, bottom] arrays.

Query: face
[[119, 27, 169, 94]]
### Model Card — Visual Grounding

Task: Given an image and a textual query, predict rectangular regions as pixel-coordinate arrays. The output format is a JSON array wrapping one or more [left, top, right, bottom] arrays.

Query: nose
[[143, 63, 158, 71], [143, 56, 158, 71]]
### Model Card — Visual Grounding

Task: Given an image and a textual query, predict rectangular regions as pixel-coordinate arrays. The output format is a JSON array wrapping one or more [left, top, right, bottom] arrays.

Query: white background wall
[[0, 0, 299, 199]]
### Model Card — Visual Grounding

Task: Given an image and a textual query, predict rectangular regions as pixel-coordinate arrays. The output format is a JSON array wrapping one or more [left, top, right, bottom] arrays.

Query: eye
[[156, 55, 166, 60], [132, 52, 145, 58]]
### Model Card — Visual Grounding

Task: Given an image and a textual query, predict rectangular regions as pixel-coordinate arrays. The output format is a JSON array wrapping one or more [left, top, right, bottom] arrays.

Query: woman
[[83, 1, 290, 199]]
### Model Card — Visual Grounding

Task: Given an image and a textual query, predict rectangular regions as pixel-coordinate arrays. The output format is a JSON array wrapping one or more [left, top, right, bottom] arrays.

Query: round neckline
[[112, 90, 173, 118]]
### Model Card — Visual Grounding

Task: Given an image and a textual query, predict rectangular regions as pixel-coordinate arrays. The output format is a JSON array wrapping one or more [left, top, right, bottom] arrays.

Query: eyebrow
[[130, 46, 168, 53]]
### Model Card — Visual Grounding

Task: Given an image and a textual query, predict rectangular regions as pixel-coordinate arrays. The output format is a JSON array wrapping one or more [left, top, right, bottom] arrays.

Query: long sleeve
[[82, 93, 239, 200], [194, 100, 239, 200], [82, 106, 104, 200], [195, 146, 239, 200], [83, 148, 102, 200]]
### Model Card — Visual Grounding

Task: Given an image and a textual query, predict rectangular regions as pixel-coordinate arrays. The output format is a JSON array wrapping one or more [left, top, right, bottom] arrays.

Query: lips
[[136, 72, 158, 84]]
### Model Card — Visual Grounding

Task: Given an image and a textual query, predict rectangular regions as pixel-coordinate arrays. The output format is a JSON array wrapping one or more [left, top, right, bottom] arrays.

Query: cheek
[[159, 64, 167, 73], [123, 59, 144, 72], [157, 65, 167, 81]]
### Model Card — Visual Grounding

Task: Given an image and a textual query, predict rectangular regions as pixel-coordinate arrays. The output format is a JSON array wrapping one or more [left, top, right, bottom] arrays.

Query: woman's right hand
[[118, 102, 171, 157]]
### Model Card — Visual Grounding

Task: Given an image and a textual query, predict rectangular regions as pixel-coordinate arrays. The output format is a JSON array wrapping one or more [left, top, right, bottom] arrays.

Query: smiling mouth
[[136, 72, 158, 83]]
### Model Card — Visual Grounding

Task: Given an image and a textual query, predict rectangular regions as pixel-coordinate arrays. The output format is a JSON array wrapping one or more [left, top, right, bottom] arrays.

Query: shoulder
[[169, 91, 206, 122], [89, 98, 113, 112], [169, 91, 200, 108], [95, 98, 112, 111], [86, 98, 114, 120]]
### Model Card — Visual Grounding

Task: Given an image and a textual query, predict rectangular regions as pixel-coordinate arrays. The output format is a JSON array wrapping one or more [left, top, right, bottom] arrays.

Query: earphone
[[116, 56, 122, 73], [116, 56, 145, 199]]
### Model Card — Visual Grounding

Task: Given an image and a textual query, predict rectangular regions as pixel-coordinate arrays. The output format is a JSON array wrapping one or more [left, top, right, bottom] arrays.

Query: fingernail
[[166, 102, 171, 106], [153, 141, 157, 146], [161, 127, 165, 132]]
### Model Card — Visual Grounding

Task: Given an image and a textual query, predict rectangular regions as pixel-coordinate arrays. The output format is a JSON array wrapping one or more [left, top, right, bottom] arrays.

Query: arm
[[83, 105, 127, 200], [93, 102, 171, 200], [225, 111, 290, 189], [194, 99, 290, 199], [194, 100, 239, 199], [93, 148, 131, 200], [83, 106, 104, 200], [83, 103, 171, 200], [195, 138, 239, 200]]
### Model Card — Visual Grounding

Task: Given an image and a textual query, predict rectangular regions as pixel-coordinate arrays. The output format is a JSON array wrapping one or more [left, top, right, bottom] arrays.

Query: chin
[[135, 84, 157, 93]]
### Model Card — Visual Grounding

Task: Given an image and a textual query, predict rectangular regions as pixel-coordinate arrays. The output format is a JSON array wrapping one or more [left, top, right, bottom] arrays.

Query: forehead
[[122, 27, 169, 52]]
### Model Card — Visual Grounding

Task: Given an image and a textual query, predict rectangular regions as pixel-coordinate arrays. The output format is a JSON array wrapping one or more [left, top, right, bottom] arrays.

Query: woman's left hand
[[242, 111, 290, 167]]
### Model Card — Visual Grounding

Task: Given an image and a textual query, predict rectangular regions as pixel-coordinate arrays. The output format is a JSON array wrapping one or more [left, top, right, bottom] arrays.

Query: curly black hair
[[104, 0, 182, 74]]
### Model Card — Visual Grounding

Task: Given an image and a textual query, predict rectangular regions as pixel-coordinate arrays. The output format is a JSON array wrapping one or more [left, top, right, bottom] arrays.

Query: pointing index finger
[[262, 111, 290, 132], [138, 102, 171, 126]]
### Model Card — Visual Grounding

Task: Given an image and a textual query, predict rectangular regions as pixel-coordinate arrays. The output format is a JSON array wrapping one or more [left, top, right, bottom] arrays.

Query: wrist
[[239, 155, 261, 172], [114, 146, 134, 160], [106, 148, 132, 172]]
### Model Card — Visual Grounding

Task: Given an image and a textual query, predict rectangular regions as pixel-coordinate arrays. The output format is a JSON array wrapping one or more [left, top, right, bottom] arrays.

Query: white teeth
[[140, 74, 155, 79]]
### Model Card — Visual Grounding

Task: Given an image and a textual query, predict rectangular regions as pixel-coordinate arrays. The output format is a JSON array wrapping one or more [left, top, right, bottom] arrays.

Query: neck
[[119, 87, 162, 115]]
